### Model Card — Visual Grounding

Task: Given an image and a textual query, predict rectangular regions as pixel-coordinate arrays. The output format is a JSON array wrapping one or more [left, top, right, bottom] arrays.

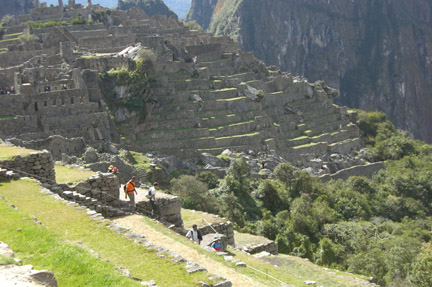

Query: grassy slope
[[0, 179, 210, 287], [181, 208, 226, 229], [55, 164, 96, 183], [0, 145, 38, 161]]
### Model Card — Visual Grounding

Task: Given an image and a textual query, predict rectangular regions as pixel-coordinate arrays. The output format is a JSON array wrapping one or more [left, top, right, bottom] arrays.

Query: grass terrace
[[0, 179, 212, 286], [0, 145, 37, 161], [181, 208, 226, 229], [55, 164, 96, 184]]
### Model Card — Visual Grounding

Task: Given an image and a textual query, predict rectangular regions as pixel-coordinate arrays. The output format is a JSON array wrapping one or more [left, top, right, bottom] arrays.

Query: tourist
[[186, 224, 203, 244], [107, 165, 114, 173], [125, 176, 137, 213], [10, 86, 14, 94], [62, 84, 67, 90], [211, 238, 223, 252], [148, 182, 160, 218]]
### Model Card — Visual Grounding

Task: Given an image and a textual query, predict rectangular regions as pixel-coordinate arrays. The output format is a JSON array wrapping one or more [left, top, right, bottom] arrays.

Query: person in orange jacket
[[125, 176, 137, 213]]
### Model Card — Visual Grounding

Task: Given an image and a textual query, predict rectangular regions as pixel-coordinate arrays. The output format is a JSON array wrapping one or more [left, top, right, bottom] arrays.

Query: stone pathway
[[114, 215, 268, 287]]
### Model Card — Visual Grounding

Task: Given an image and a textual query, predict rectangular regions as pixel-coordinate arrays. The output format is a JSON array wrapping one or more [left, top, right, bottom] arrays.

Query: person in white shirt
[[186, 224, 202, 244], [148, 182, 160, 218]]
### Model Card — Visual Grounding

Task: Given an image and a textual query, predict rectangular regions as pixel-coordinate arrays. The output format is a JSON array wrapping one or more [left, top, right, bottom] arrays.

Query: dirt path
[[114, 215, 268, 287]]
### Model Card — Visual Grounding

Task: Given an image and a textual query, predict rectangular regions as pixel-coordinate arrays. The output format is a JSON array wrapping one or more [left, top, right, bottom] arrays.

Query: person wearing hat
[[186, 224, 203, 244], [211, 237, 223, 252], [108, 165, 114, 173]]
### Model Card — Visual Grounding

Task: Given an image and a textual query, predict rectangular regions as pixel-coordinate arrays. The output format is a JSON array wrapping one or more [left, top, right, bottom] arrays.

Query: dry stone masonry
[[0, 150, 55, 183], [0, 3, 380, 177]]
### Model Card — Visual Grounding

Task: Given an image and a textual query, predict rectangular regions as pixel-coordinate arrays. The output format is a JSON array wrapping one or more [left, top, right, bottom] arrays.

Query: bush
[[71, 18, 86, 25], [184, 20, 204, 32], [196, 171, 219, 189], [18, 33, 39, 44], [171, 175, 218, 213]]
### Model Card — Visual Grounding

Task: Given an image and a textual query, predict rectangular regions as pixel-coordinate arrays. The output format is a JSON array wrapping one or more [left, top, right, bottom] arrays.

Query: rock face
[[0, 0, 34, 20], [186, 0, 432, 143], [116, 0, 176, 18]]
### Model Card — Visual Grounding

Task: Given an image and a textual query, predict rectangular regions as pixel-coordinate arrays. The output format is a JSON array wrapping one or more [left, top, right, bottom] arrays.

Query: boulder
[[84, 147, 99, 163]]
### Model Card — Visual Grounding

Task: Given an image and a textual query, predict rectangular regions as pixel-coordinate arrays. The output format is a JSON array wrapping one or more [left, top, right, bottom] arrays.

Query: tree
[[171, 175, 217, 213]]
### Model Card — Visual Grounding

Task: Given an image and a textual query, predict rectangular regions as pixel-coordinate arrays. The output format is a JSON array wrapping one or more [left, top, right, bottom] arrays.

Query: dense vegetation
[[101, 48, 157, 122], [171, 111, 432, 286]]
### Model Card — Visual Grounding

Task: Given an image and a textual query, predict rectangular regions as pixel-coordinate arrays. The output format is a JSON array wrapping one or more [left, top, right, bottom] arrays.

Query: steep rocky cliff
[[0, 0, 34, 20], [186, 0, 432, 142]]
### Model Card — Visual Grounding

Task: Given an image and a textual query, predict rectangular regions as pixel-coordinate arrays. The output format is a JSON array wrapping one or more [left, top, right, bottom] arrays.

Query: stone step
[[197, 58, 233, 70], [303, 113, 341, 130], [302, 106, 338, 121], [200, 66, 237, 77], [136, 127, 210, 141], [311, 124, 359, 144], [328, 138, 362, 154], [169, 78, 211, 91], [215, 131, 263, 147], [208, 118, 262, 138], [214, 72, 258, 86], [285, 136, 311, 147], [306, 119, 351, 137]]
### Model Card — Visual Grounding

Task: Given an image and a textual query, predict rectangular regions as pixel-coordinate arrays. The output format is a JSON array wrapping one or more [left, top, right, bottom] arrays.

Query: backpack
[[146, 188, 152, 199], [123, 185, 127, 193]]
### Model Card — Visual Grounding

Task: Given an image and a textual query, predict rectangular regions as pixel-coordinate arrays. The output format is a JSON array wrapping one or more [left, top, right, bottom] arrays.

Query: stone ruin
[[0, 4, 378, 177]]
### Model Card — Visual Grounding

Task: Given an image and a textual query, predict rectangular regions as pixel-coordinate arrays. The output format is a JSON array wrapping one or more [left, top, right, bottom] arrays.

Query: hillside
[[117, 0, 176, 17], [185, 0, 432, 143]]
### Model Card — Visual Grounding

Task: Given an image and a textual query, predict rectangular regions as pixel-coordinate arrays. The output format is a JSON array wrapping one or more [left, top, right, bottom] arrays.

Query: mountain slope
[[186, 0, 432, 143], [117, 0, 175, 17]]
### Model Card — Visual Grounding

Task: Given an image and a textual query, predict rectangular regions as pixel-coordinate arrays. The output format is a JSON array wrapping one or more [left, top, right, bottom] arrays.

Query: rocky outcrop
[[116, 0, 176, 18], [187, 0, 432, 143]]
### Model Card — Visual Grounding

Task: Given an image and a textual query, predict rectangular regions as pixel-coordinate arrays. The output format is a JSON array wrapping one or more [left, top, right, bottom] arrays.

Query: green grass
[[0, 179, 212, 286], [0, 145, 37, 161], [0, 254, 17, 265], [181, 209, 226, 229], [4, 32, 23, 38], [215, 132, 260, 140], [0, 37, 19, 43], [292, 142, 320, 149], [0, 115, 17, 120], [129, 151, 151, 171], [216, 96, 246, 102], [235, 232, 271, 247], [55, 164, 96, 184]]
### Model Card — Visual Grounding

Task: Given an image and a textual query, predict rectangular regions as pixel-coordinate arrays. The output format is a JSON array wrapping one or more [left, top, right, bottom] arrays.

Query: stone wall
[[0, 150, 55, 183], [240, 241, 278, 255], [320, 162, 385, 182], [10, 135, 86, 159], [199, 222, 235, 246], [72, 173, 119, 203], [136, 197, 183, 227]]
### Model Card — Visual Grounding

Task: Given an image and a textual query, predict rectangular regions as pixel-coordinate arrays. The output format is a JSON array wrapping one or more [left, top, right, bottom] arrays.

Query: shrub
[[18, 33, 39, 44], [71, 18, 86, 25], [196, 171, 219, 189], [171, 175, 218, 213], [184, 20, 204, 32]]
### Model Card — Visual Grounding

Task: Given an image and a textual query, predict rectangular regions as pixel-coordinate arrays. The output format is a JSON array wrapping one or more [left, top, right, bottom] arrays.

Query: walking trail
[[114, 215, 268, 287]]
